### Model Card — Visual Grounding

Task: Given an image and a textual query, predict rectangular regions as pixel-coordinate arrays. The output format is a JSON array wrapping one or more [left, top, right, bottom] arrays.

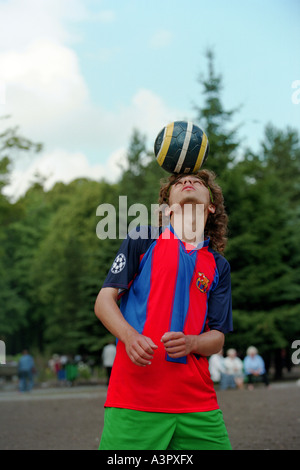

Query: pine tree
[[194, 49, 241, 176]]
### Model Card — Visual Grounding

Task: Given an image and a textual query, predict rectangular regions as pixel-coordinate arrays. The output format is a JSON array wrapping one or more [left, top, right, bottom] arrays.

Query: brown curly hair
[[158, 169, 228, 254]]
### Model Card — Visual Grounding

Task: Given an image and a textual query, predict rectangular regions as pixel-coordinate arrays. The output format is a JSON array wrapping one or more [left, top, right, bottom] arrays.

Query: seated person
[[244, 346, 269, 389]]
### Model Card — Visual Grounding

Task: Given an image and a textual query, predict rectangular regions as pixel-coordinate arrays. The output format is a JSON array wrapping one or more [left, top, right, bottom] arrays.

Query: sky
[[0, 0, 299, 199]]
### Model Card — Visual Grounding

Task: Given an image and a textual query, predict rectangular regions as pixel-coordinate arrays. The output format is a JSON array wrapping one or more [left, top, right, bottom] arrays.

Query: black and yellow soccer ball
[[154, 121, 209, 174]]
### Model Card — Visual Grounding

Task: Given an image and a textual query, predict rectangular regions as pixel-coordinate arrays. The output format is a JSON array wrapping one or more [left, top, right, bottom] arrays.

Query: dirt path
[[0, 382, 299, 450]]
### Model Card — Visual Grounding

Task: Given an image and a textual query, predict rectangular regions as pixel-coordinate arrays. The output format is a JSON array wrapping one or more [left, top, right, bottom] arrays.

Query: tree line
[[1, 52, 299, 378]]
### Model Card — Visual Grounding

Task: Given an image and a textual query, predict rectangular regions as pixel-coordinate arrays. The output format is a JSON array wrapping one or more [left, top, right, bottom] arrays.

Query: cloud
[[3, 147, 126, 200], [0, 38, 88, 106], [87, 46, 120, 63], [2, 85, 180, 200], [90, 10, 116, 23], [1, 84, 182, 200], [0, 37, 92, 161], [0, 1, 183, 199], [0, 0, 86, 49], [149, 30, 173, 49], [0, 0, 116, 51]]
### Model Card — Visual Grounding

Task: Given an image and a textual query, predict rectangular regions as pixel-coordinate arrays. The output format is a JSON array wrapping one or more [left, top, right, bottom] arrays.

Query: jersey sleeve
[[102, 226, 155, 293], [207, 254, 233, 335]]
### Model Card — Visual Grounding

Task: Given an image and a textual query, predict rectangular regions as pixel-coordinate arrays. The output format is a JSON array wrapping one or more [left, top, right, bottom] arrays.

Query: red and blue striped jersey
[[102, 225, 233, 413]]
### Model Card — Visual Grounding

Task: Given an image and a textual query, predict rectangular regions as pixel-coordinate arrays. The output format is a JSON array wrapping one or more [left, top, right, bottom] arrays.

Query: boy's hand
[[161, 332, 195, 358], [125, 332, 158, 367]]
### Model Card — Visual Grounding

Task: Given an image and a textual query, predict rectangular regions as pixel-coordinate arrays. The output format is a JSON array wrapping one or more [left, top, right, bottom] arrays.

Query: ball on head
[[154, 121, 209, 174]]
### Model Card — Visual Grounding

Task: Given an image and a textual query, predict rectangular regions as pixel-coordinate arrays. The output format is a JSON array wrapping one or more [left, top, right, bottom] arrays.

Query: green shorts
[[99, 407, 232, 450]]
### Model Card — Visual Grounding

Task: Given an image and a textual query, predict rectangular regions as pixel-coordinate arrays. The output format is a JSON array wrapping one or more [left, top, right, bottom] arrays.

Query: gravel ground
[[0, 380, 299, 450]]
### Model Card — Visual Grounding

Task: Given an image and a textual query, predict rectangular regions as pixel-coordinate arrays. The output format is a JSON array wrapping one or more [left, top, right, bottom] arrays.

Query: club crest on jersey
[[196, 272, 210, 293]]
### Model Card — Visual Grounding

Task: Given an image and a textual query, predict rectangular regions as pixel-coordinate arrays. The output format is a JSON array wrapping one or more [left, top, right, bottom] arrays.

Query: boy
[[95, 169, 233, 450]]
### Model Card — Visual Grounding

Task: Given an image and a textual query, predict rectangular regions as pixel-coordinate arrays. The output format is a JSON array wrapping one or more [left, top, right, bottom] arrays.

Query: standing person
[[208, 348, 226, 383], [244, 346, 269, 390], [224, 348, 244, 390], [18, 349, 35, 392], [209, 348, 236, 390], [94, 170, 233, 450], [102, 342, 116, 385]]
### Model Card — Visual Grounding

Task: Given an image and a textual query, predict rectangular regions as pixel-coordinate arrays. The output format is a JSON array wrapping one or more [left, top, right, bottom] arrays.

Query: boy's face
[[168, 175, 214, 212]]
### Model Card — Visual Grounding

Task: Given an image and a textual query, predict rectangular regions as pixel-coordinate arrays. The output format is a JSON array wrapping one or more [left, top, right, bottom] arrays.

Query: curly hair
[[158, 169, 228, 254]]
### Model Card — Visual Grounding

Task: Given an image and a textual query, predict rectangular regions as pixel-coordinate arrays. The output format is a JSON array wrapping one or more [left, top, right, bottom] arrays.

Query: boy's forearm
[[94, 287, 136, 343], [190, 330, 225, 356], [94, 287, 158, 367]]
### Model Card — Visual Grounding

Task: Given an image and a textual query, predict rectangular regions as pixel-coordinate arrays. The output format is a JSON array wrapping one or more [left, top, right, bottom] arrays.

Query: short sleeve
[[102, 226, 156, 292], [207, 254, 233, 335]]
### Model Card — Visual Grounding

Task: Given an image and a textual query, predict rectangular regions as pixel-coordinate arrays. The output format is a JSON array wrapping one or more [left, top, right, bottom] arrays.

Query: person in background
[[244, 346, 269, 390], [18, 349, 35, 392], [102, 341, 116, 385], [209, 349, 225, 383], [209, 348, 235, 390], [224, 348, 244, 390]]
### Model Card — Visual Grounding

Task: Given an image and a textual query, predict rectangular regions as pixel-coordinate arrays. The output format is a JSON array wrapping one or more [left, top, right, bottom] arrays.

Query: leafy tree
[[118, 128, 165, 229], [29, 178, 120, 354], [0, 121, 42, 351], [225, 125, 300, 376], [193, 52, 300, 375]]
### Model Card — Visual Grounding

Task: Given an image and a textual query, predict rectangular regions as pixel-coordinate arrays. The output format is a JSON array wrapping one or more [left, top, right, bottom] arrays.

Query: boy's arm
[[94, 287, 158, 367]]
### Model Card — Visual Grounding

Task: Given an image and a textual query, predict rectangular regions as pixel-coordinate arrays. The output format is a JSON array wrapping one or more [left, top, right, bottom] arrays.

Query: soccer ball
[[154, 121, 209, 174]]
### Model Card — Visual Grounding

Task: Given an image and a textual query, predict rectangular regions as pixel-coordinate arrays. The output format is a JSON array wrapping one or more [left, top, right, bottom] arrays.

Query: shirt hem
[[104, 402, 220, 414]]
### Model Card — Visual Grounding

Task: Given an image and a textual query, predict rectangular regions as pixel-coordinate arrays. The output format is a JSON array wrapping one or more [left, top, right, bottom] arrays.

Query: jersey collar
[[163, 224, 210, 250]]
